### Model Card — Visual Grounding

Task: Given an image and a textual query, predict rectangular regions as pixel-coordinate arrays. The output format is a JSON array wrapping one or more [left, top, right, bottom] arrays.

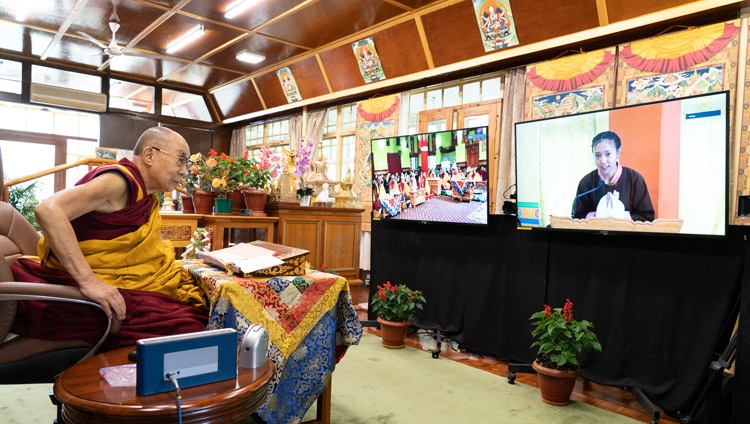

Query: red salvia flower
[[543, 304, 552, 318], [563, 298, 574, 322]]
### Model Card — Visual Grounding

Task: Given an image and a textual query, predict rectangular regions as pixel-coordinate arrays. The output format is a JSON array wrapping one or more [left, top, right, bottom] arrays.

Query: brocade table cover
[[182, 259, 362, 424]]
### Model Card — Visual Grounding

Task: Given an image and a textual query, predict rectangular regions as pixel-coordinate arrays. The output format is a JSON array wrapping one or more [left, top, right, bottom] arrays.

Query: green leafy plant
[[7, 181, 40, 230], [239, 148, 277, 190], [296, 186, 314, 198], [529, 299, 602, 370], [371, 281, 426, 322]]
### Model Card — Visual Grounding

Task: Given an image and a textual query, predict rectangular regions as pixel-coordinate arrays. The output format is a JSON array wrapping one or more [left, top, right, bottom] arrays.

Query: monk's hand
[[78, 278, 127, 321]]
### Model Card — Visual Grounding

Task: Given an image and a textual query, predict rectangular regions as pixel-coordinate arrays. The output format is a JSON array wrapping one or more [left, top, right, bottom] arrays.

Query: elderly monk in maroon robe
[[0, 127, 208, 359]]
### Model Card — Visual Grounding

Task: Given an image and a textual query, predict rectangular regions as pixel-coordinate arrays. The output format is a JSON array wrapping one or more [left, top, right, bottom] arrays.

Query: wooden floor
[[356, 309, 678, 424]]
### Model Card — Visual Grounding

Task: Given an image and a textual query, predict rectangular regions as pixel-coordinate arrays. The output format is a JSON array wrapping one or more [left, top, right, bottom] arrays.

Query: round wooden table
[[53, 346, 273, 424]]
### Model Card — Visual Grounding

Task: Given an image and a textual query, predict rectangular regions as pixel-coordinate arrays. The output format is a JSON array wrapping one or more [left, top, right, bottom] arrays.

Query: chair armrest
[[0, 282, 112, 361]]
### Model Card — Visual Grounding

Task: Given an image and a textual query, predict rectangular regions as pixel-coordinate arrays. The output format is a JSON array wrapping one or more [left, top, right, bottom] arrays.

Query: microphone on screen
[[571, 180, 605, 218], [575, 180, 605, 199]]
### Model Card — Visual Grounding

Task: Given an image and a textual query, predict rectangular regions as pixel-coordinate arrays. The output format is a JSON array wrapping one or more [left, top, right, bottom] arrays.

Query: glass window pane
[[31, 65, 101, 93], [482, 77, 502, 101], [162, 89, 211, 122], [27, 108, 54, 133], [463, 81, 481, 104], [443, 86, 459, 107], [321, 137, 337, 180], [110, 79, 154, 114], [0, 101, 26, 131], [0, 140, 55, 200], [426, 89, 442, 109], [409, 92, 424, 115], [0, 59, 22, 94]]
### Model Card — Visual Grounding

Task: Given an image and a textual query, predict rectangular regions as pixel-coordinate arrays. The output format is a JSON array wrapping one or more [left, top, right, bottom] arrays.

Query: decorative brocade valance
[[527, 49, 615, 92], [619, 22, 739, 74], [357, 95, 401, 122]]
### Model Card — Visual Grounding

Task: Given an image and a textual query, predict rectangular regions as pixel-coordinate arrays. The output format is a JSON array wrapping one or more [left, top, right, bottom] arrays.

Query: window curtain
[[229, 127, 245, 157], [494, 66, 525, 214], [289, 115, 303, 150]]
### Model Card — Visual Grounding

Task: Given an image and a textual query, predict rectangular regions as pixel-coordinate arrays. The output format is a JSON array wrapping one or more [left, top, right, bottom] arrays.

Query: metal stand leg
[[430, 329, 442, 359], [631, 387, 661, 424], [506, 363, 535, 384]]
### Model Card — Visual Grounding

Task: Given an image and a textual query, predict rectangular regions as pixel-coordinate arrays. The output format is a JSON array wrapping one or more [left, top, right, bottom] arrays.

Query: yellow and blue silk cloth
[[182, 259, 362, 424]]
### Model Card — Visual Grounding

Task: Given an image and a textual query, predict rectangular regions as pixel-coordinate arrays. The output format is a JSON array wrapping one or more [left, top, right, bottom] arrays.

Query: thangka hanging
[[276, 66, 302, 103], [472, 0, 518, 52], [353, 37, 386, 83]]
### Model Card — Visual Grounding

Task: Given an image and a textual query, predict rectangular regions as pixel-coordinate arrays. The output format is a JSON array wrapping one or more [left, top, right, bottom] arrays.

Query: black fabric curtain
[[370, 216, 745, 421]]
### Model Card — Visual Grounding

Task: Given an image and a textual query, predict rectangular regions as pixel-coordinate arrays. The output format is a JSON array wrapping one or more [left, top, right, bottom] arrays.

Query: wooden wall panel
[[606, 0, 697, 23], [255, 72, 288, 110], [320, 45, 366, 92], [372, 20, 430, 77], [212, 79, 264, 120], [289, 56, 330, 100], [510, 0, 600, 45], [421, 3, 486, 68]]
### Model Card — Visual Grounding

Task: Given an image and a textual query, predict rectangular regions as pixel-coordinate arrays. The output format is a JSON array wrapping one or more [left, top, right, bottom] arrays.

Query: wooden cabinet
[[265, 204, 363, 283]]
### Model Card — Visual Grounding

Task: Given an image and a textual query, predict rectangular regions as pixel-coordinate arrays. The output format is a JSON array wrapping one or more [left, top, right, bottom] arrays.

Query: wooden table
[[53, 346, 274, 424], [198, 215, 278, 250], [160, 212, 202, 249]]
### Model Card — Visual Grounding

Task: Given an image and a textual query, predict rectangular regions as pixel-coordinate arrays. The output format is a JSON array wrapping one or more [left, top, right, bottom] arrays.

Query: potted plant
[[239, 148, 277, 216], [371, 281, 426, 348], [296, 186, 314, 206], [529, 299, 602, 406]]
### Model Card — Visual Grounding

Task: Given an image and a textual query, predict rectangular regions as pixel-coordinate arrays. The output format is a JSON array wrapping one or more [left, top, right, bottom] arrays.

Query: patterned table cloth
[[183, 259, 363, 424]]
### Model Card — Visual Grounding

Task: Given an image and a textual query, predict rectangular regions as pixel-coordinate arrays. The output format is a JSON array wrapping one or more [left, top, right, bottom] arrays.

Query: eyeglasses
[[150, 146, 193, 168]]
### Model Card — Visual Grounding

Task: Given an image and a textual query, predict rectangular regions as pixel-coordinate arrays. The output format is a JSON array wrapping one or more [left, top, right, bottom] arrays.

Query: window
[[404, 73, 503, 134], [0, 59, 22, 95], [110, 79, 155, 114], [321, 103, 356, 181], [244, 117, 291, 159], [161, 89, 212, 122]]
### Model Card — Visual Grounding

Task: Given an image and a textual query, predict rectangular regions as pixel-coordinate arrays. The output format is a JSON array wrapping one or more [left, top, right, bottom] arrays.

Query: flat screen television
[[370, 126, 489, 226], [514, 90, 729, 237]]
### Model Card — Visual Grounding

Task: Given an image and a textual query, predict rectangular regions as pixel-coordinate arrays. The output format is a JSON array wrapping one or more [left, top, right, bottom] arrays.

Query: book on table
[[198, 241, 309, 277]]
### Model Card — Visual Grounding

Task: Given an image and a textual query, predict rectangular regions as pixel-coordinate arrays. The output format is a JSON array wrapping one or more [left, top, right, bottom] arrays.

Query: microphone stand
[[571, 180, 604, 218]]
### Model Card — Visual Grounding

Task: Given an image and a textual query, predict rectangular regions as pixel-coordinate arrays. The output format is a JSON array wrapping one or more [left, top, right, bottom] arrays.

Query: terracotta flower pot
[[191, 189, 216, 214], [227, 190, 246, 215], [377, 316, 410, 349], [532, 360, 579, 406], [181, 194, 195, 213], [242, 189, 269, 217]]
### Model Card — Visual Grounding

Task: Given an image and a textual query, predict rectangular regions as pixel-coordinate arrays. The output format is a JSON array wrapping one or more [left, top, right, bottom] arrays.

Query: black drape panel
[[736, 242, 750, 423], [369, 216, 746, 421]]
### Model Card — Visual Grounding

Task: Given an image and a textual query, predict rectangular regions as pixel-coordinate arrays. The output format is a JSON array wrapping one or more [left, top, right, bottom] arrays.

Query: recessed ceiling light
[[236, 50, 265, 64]]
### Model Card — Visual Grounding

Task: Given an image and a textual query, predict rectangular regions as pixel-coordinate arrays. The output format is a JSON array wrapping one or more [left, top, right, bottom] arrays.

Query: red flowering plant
[[237, 148, 278, 190], [371, 281, 426, 323], [529, 299, 602, 370]]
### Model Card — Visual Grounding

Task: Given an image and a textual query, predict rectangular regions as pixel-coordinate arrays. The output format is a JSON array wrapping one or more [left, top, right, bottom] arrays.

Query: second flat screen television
[[371, 126, 489, 226], [514, 90, 729, 237]]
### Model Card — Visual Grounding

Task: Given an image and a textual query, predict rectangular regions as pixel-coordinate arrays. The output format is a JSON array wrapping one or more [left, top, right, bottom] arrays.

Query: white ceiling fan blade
[[77, 31, 108, 50]]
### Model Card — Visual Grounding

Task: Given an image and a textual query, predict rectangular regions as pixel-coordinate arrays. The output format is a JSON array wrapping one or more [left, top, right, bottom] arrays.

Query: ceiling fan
[[77, 1, 153, 58]]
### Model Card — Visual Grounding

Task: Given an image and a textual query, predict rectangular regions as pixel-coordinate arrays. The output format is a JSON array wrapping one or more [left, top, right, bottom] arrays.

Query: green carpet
[[0, 333, 639, 423]]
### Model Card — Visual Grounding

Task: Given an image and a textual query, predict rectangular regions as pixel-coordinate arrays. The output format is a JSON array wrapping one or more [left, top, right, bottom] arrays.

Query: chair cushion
[[0, 202, 39, 269]]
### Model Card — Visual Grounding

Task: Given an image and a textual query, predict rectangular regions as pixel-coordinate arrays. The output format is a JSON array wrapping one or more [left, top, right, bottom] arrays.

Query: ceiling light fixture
[[224, 0, 259, 19], [236, 50, 265, 64], [166, 24, 204, 54]]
